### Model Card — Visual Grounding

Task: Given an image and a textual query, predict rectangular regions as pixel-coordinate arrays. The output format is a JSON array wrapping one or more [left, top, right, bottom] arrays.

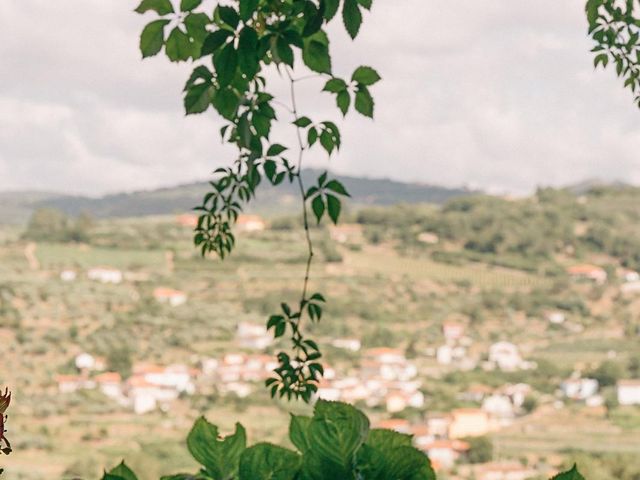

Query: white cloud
[[0, 0, 639, 195]]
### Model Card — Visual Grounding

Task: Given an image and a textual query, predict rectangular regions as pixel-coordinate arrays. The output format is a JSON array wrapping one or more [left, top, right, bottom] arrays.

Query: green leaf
[[307, 127, 318, 146], [319, 130, 334, 154], [180, 0, 202, 12], [135, 0, 174, 16], [311, 195, 325, 223], [217, 6, 240, 29], [550, 465, 586, 480], [326, 194, 341, 224], [276, 37, 294, 67], [106, 462, 138, 480], [342, 0, 362, 39], [214, 43, 238, 87], [239, 0, 259, 21], [352, 66, 381, 85], [212, 87, 239, 120], [325, 180, 350, 196], [140, 19, 169, 58], [357, 0, 372, 9], [302, 32, 332, 74], [238, 27, 260, 78], [323, 78, 347, 93], [594, 52, 609, 68], [294, 116, 312, 127], [202, 30, 233, 55], [187, 418, 246, 480], [323, 0, 340, 20], [289, 415, 312, 453], [184, 83, 214, 114], [267, 144, 287, 156], [366, 429, 412, 450], [165, 27, 195, 62], [239, 443, 301, 480], [184, 12, 210, 45], [355, 85, 374, 117], [307, 401, 369, 474], [336, 90, 350, 115]]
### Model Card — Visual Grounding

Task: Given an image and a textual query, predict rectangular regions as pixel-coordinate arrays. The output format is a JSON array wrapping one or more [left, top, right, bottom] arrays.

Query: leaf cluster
[[136, 0, 381, 402], [587, 0, 640, 107]]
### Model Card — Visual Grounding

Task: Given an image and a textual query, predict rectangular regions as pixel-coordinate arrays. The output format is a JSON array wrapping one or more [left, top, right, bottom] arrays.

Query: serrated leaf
[[326, 194, 341, 224], [311, 195, 325, 223], [306, 401, 369, 477], [302, 32, 332, 74], [212, 87, 239, 120], [323, 0, 340, 20], [239, 443, 301, 480], [267, 144, 287, 156], [184, 83, 214, 114], [323, 78, 347, 93], [550, 465, 586, 480], [135, 0, 174, 16], [352, 66, 381, 85], [342, 0, 362, 39], [355, 85, 374, 117], [181, 0, 202, 12], [217, 6, 240, 29], [336, 90, 350, 115], [184, 12, 210, 46], [165, 27, 195, 62], [140, 19, 170, 58], [294, 116, 312, 127], [214, 43, 238, 87], [106, 462, 138, 480], [276, 37, 294, 67], [289, 415, 312, 454], [238, 27, 260, 78], [202, 30, 233, 55], [187, 418, 246, 479], [239, 0, 259, 21], [325, 179, 350, 196]]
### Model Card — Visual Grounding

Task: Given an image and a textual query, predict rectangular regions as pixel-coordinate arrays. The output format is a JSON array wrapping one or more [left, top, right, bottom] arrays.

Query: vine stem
[[287, 68, 314, 306]]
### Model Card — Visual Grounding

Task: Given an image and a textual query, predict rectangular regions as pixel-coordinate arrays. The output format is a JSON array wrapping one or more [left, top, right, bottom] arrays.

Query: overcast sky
[[1, 0, 639, 196]]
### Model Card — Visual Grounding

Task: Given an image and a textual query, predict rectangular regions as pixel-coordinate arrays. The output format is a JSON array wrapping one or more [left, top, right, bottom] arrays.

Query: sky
[[1, 0, 639, 196]]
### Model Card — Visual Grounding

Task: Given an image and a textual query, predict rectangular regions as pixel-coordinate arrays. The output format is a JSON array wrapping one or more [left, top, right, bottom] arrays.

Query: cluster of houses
[[56, 353, 198, 414], [317, 347, 425, 413], [566, 264, 640, 294]]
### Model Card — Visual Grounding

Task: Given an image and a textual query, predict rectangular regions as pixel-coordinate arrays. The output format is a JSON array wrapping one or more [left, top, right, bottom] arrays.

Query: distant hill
[[0, 170, 474, 224]]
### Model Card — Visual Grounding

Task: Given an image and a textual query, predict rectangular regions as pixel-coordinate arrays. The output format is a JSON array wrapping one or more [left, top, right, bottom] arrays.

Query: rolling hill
[[0, 170, 474, 224]]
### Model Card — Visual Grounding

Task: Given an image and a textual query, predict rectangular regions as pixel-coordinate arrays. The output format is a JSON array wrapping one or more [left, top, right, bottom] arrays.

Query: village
[[42, 214, 640, 479]]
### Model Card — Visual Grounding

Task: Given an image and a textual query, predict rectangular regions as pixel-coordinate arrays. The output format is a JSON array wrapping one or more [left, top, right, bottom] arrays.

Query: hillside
[[0, 170, 474, 224]]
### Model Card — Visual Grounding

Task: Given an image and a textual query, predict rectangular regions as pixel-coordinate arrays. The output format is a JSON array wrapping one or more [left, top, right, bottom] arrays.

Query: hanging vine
[[136, 0, 380, 401]]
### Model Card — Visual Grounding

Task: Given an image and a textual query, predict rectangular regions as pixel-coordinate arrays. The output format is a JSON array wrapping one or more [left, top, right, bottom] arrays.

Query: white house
[[489, 342, 523, 372], [60, 270, 77, 282], [436, 345, 453, 365], [127, 377, 179, 414], [153, 287, 187, 307], [75, 353, 97, 371], [236, 214, 266, 233], [95, 372, 122, 399], [55, 375, 95, 393], [236, 322, 272, 350], [422, 440, 470, 469], [330, 338, 362, 352], [617, 380, 640, 405], [545, 311, 566, 325], [385, 390, 425, 413], [88, 267, 123, 284], [566, 264, 607, 283], [442, 321, 465, 342], [561, 378, 599, 401], [482, 394, 515, 419]]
